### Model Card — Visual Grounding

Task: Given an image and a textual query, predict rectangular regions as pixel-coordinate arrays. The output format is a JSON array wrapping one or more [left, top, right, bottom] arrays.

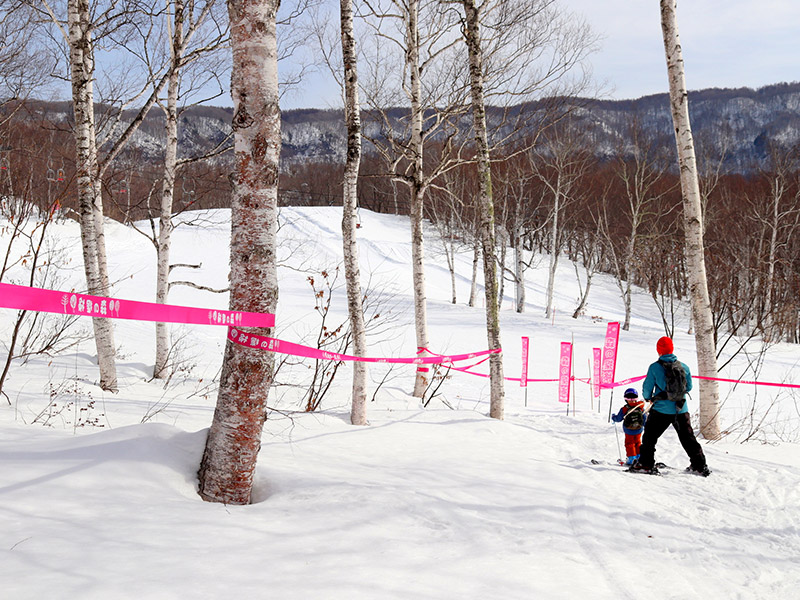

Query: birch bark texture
[[460, 0, 505, 419], [153, 0, 184, 380], [68, 0, 117, 391], [358, 0, 465, 399], [659, 0, 720, 439], [340, 0, 369, 425], [153, 0, 227, 379], [406, 0, 431, 398], [198, 0, 280, 504]]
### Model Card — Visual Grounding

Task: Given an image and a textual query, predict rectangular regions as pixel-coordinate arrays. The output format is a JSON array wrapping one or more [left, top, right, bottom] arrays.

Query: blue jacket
[[611, 402, 647, 434], [641, 353, 693, 415]]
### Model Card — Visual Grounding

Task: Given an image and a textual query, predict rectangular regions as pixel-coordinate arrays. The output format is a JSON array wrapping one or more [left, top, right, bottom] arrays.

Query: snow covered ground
[[2, 207, 800, 599]]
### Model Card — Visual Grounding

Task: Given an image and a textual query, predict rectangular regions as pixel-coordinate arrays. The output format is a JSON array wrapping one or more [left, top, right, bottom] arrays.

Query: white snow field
[[1, 207, 799, 599]]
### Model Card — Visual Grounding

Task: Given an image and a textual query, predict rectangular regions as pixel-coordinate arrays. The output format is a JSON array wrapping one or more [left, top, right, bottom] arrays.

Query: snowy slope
[[1, 207, 799, 599]]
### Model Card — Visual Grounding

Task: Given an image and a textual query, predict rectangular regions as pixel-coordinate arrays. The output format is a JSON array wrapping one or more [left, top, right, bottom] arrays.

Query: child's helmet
[[623, 388, 639, 400]]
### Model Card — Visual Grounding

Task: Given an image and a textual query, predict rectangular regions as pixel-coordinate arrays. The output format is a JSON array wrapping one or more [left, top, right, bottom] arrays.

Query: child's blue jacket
[[611, 403, 647, 435]]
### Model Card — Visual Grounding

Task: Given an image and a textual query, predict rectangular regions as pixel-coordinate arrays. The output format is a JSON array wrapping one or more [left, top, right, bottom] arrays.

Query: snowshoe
[[686, 465, 711, 477], [627, 461, 660, 475]]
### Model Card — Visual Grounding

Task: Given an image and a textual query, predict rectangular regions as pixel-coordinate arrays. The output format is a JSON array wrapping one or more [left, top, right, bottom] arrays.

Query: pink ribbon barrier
[[602, 374, 800, 391], [0, 282, 274, 327], [228, 328, 499, 364], [694, 375, 800, 389], [600, 375, 646, 390]]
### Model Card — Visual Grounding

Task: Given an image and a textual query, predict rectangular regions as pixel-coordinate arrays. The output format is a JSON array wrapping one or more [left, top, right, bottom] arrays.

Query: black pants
[[638, 410, 706, 470]]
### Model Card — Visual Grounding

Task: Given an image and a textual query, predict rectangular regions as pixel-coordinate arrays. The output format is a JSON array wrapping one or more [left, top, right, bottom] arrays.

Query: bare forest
[[2, 0, 800, 504], [5, 98, 800, 346]]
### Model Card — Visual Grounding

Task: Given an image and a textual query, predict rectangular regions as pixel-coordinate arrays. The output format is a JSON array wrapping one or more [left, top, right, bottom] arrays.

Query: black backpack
[[658, 359, 688, 409], [623, 406, 644, 430]]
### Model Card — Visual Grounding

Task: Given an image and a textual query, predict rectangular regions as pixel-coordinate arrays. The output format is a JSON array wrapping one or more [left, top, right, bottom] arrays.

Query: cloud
[[559, 0, 800, 99]]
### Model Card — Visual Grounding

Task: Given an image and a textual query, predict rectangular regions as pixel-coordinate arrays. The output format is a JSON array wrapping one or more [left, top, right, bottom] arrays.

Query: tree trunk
[[410, 186, 430, 396], [198, 0, 281, 504], [68, 0, 117, 391], [461, 0, 504, 420], [660, 0, 720, 439], [545, 176, 561, 320], [514, 212, 525, 313], [571, 264, 592, 319], [340, 0, 369, 425], [764, 173, 784, 337], [446, 234, 457, 305], [468, 236, 480, 307], [154, 1, 184, 380], [497, 228, 507, 310], [407, 0, 431, 399]]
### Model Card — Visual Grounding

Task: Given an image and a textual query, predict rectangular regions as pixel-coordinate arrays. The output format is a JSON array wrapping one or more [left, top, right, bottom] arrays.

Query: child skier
[[611, 388, 647, 465]]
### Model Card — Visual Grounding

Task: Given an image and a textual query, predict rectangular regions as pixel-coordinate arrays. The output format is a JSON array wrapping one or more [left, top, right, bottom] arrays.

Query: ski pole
[[614, 422, 623, 463]]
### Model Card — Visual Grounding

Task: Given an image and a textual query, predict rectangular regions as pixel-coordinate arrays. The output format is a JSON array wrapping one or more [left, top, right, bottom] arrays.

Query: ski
[[590, 458, 626, 467]]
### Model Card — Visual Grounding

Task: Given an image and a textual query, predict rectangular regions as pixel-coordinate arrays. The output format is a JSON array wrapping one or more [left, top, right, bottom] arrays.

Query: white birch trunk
[[340, 0, 369, 425], [468, 237, 480, 307], [514, 222, 525, 312], [660, 0, 720, 439], [462, 0, 504, 419], [622, 234, 635, 330], [198, 0, 280, 504], [497, 229, 507, 310], [407, 0, 431, 398], [410, 187, 430, 396], [445, 236, 457, 305], [154, 1, 184, 380], [765, 173, 784, 335], [68, 0, 117, 391], [544, 177, 561, 320]]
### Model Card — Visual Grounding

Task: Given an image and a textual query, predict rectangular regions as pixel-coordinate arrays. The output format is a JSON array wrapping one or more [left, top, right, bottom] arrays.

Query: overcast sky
[[553, 0, 799, 100], [281, 0, 800, 110]]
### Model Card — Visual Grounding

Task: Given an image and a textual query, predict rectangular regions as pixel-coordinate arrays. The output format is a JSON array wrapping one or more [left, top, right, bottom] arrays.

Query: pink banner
[[0, 282, 274, 327], [228, 328, 499, 364], [601, 322, 620, 385], [558, 342, 572, 403], [592, 347, 601, 399], [520, 336, 529, 387]]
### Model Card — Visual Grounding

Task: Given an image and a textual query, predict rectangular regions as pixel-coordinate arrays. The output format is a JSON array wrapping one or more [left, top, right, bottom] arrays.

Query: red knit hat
[[656, 336, 674, 356]]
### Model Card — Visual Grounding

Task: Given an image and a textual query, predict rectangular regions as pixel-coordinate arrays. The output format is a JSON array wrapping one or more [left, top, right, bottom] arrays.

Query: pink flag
[[601, 322, 620, 385], [592, 347, 602, 400], [520, 336, 529, 387], [558, 342, 572, 403]]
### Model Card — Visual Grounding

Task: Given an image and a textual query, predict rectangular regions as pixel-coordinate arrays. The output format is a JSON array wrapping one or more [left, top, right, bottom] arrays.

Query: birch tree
[[494, 150, 547, 313], [0, 6, 49, 123], [530, 122, 591, 321], [458, 0, 504, 419], [149, 0, 228, 379], [340, 0, 369, 425], [359, 0, 467, 398], [452, 0, 596, 418], [65, 0, 118, 391], [36, 0, 179, 391], [660, 0, 720, 438], [198, 0, 280, 504], [754, 145, 800, 339], [605, 120, 675, 331]]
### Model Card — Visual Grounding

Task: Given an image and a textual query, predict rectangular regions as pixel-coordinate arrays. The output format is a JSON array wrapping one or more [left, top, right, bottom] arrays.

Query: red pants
[[625, 433, 642, 457]]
